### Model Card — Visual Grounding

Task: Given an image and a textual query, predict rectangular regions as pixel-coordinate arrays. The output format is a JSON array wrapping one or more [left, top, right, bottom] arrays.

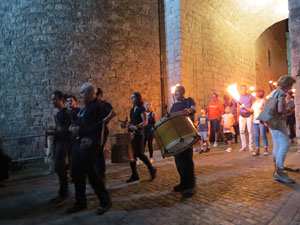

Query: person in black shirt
[[67, 83, 111, 215], [96, 88, 116, 178], [170, 86, 196, 199], [46, 90, 72, 205], [144, 101, 157, 163], [66, 95, 81, 124], [126, 92, 157, 183]]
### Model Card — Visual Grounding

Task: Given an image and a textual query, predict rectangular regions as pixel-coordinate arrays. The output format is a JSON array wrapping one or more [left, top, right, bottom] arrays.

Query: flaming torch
[[227, 83, 240, 102], [171, 84, 180, 103], [269, 81, 274, 91]]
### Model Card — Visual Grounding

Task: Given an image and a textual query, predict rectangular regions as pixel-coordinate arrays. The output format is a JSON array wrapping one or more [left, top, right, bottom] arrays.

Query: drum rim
[[152, 111, 185, 132]]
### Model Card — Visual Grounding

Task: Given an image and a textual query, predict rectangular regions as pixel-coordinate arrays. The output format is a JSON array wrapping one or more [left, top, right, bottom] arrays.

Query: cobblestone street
[[1, 141, 300, 225]]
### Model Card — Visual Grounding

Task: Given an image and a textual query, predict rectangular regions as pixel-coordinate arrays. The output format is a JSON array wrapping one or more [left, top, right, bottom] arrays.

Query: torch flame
[[273, 82, 277, 86], [292, 88, 296, 93], [171, 84, 180, 94], [227, 83, 240, 102]]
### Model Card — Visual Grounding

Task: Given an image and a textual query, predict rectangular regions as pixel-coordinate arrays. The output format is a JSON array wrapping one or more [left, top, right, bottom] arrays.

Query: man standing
[[238, 85, 256, 152], [96, 88, 116, 178], [171, 86, 196, 199], [67, 83, 111, 215], [207, 93, 224, 147], [47, 91, 71, 205]]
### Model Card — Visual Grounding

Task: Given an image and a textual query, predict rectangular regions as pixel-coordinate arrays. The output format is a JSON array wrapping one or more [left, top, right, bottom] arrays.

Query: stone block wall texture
[[0, 0, 161, 159], [289, 0, 300, 140], [255, 20, 288, 95]]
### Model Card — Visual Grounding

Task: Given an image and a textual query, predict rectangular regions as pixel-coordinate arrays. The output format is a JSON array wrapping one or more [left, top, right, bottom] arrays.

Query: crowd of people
[[0, 75, 297, 215]]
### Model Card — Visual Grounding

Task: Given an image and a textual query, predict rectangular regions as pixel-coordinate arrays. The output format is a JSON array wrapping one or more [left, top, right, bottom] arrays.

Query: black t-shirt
[[144, 111, 155, 131], [77, 99, 105, 140], [130, 105, 146, 126], [54, 108, 72, 141], [170, 97, 196, 122], [68, 107, 80, 124]]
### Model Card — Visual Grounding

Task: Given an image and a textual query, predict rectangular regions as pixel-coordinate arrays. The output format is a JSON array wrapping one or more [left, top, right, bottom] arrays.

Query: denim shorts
[[199, 131, 208, 141]]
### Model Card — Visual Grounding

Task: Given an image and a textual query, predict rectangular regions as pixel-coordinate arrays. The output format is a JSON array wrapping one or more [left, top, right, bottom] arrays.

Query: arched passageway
[[164, 0, 289, 108]]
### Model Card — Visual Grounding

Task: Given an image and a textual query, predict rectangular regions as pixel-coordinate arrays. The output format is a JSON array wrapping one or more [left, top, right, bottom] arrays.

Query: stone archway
[[164, 0, 288, 110]]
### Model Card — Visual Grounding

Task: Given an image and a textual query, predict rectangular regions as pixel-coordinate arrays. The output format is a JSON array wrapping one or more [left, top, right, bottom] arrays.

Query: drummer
[[126, 92, 157, 183], [171, 85, 196, 199]]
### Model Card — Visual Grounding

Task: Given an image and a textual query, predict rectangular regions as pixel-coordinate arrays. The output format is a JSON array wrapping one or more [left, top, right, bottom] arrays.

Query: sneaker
[[66, 204, 87, 214], [239, 148, 246, 152], [49, 196, 68, 205], [150, 158, 154, 163], [213, 142, 218, 147], [205, 147, 210, 153], [274, 171, 295, 184], [199, 150, 204, 154], [252, 152, 260, 156], [249, 148, 254, 152], [264, 152, 269, 156], [126, 175, 139, 183], [225, 148, 232, 153], [96, 202, 112, 215]]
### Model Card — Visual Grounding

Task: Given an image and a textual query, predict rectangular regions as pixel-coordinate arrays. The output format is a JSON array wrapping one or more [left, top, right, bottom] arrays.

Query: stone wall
[[0, 0, 161, 159], [289, 0, 300, 140], [171, 0, 288, 120], [255, 20, 288, 95]]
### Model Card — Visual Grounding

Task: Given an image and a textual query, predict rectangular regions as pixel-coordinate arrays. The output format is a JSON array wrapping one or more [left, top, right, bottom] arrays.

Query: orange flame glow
[[227, 83, 240, 101]]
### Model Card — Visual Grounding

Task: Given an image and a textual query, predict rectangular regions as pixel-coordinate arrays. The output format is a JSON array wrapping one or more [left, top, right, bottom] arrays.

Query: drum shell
[[110, 133, 132, 163], [153, 112, 200, 157]]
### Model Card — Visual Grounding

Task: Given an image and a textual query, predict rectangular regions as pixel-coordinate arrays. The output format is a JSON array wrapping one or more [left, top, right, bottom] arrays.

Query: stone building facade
[[0, 0, 295, 159]]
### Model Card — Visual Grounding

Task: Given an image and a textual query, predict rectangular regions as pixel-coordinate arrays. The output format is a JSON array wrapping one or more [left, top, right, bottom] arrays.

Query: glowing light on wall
[[249, 86, 255, 91], [274, 0, 289, 16]]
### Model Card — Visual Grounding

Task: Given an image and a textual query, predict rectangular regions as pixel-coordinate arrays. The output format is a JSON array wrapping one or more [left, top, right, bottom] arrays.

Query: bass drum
[[153, 112, 200, 157], [110, 133, 134, 163]]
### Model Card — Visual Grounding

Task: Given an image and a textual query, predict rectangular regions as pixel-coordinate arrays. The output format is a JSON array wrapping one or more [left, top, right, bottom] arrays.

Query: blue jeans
[[253, 123, 268, 148], [270, 130, 289, 169]]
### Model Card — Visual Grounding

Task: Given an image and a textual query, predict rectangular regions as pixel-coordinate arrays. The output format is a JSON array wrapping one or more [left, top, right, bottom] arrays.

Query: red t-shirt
[[207, 102, 224, 120]]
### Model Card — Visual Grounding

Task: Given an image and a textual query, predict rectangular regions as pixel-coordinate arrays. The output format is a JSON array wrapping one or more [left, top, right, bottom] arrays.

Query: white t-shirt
[[222, 113, 235, 134], [252, 99, 265, 123]]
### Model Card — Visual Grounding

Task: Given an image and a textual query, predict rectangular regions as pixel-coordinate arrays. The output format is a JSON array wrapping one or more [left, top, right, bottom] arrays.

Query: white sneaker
[[249, 148, 254, 152], [225, 148, 232, 153], [213, 142, 218, 147]]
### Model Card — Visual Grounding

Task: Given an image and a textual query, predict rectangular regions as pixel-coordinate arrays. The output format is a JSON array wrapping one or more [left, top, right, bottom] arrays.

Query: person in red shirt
[[207, 93, 224, 147]]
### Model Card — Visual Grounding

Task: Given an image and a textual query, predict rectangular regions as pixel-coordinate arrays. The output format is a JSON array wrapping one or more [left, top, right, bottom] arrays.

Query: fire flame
[[227, 83, 240, 102], [171, 84, 180, 94]]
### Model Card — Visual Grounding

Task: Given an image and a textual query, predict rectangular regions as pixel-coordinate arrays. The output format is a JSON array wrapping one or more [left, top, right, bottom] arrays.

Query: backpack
[[257, 90, 283, 130]]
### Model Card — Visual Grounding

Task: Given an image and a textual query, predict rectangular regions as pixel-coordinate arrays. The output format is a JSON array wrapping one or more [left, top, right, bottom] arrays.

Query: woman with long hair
[[127, 92, 156, 183]]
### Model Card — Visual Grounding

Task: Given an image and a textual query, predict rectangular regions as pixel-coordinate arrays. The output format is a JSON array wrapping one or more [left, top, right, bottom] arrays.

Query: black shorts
[[210, 119, 220, 132], [224, 133, 233, 141]]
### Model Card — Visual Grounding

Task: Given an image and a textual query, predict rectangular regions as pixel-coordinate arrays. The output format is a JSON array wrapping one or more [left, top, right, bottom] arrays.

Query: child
[[197, 109, 211, 153], [0, 134, 11, 187], [221, 106, 235, 152]]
